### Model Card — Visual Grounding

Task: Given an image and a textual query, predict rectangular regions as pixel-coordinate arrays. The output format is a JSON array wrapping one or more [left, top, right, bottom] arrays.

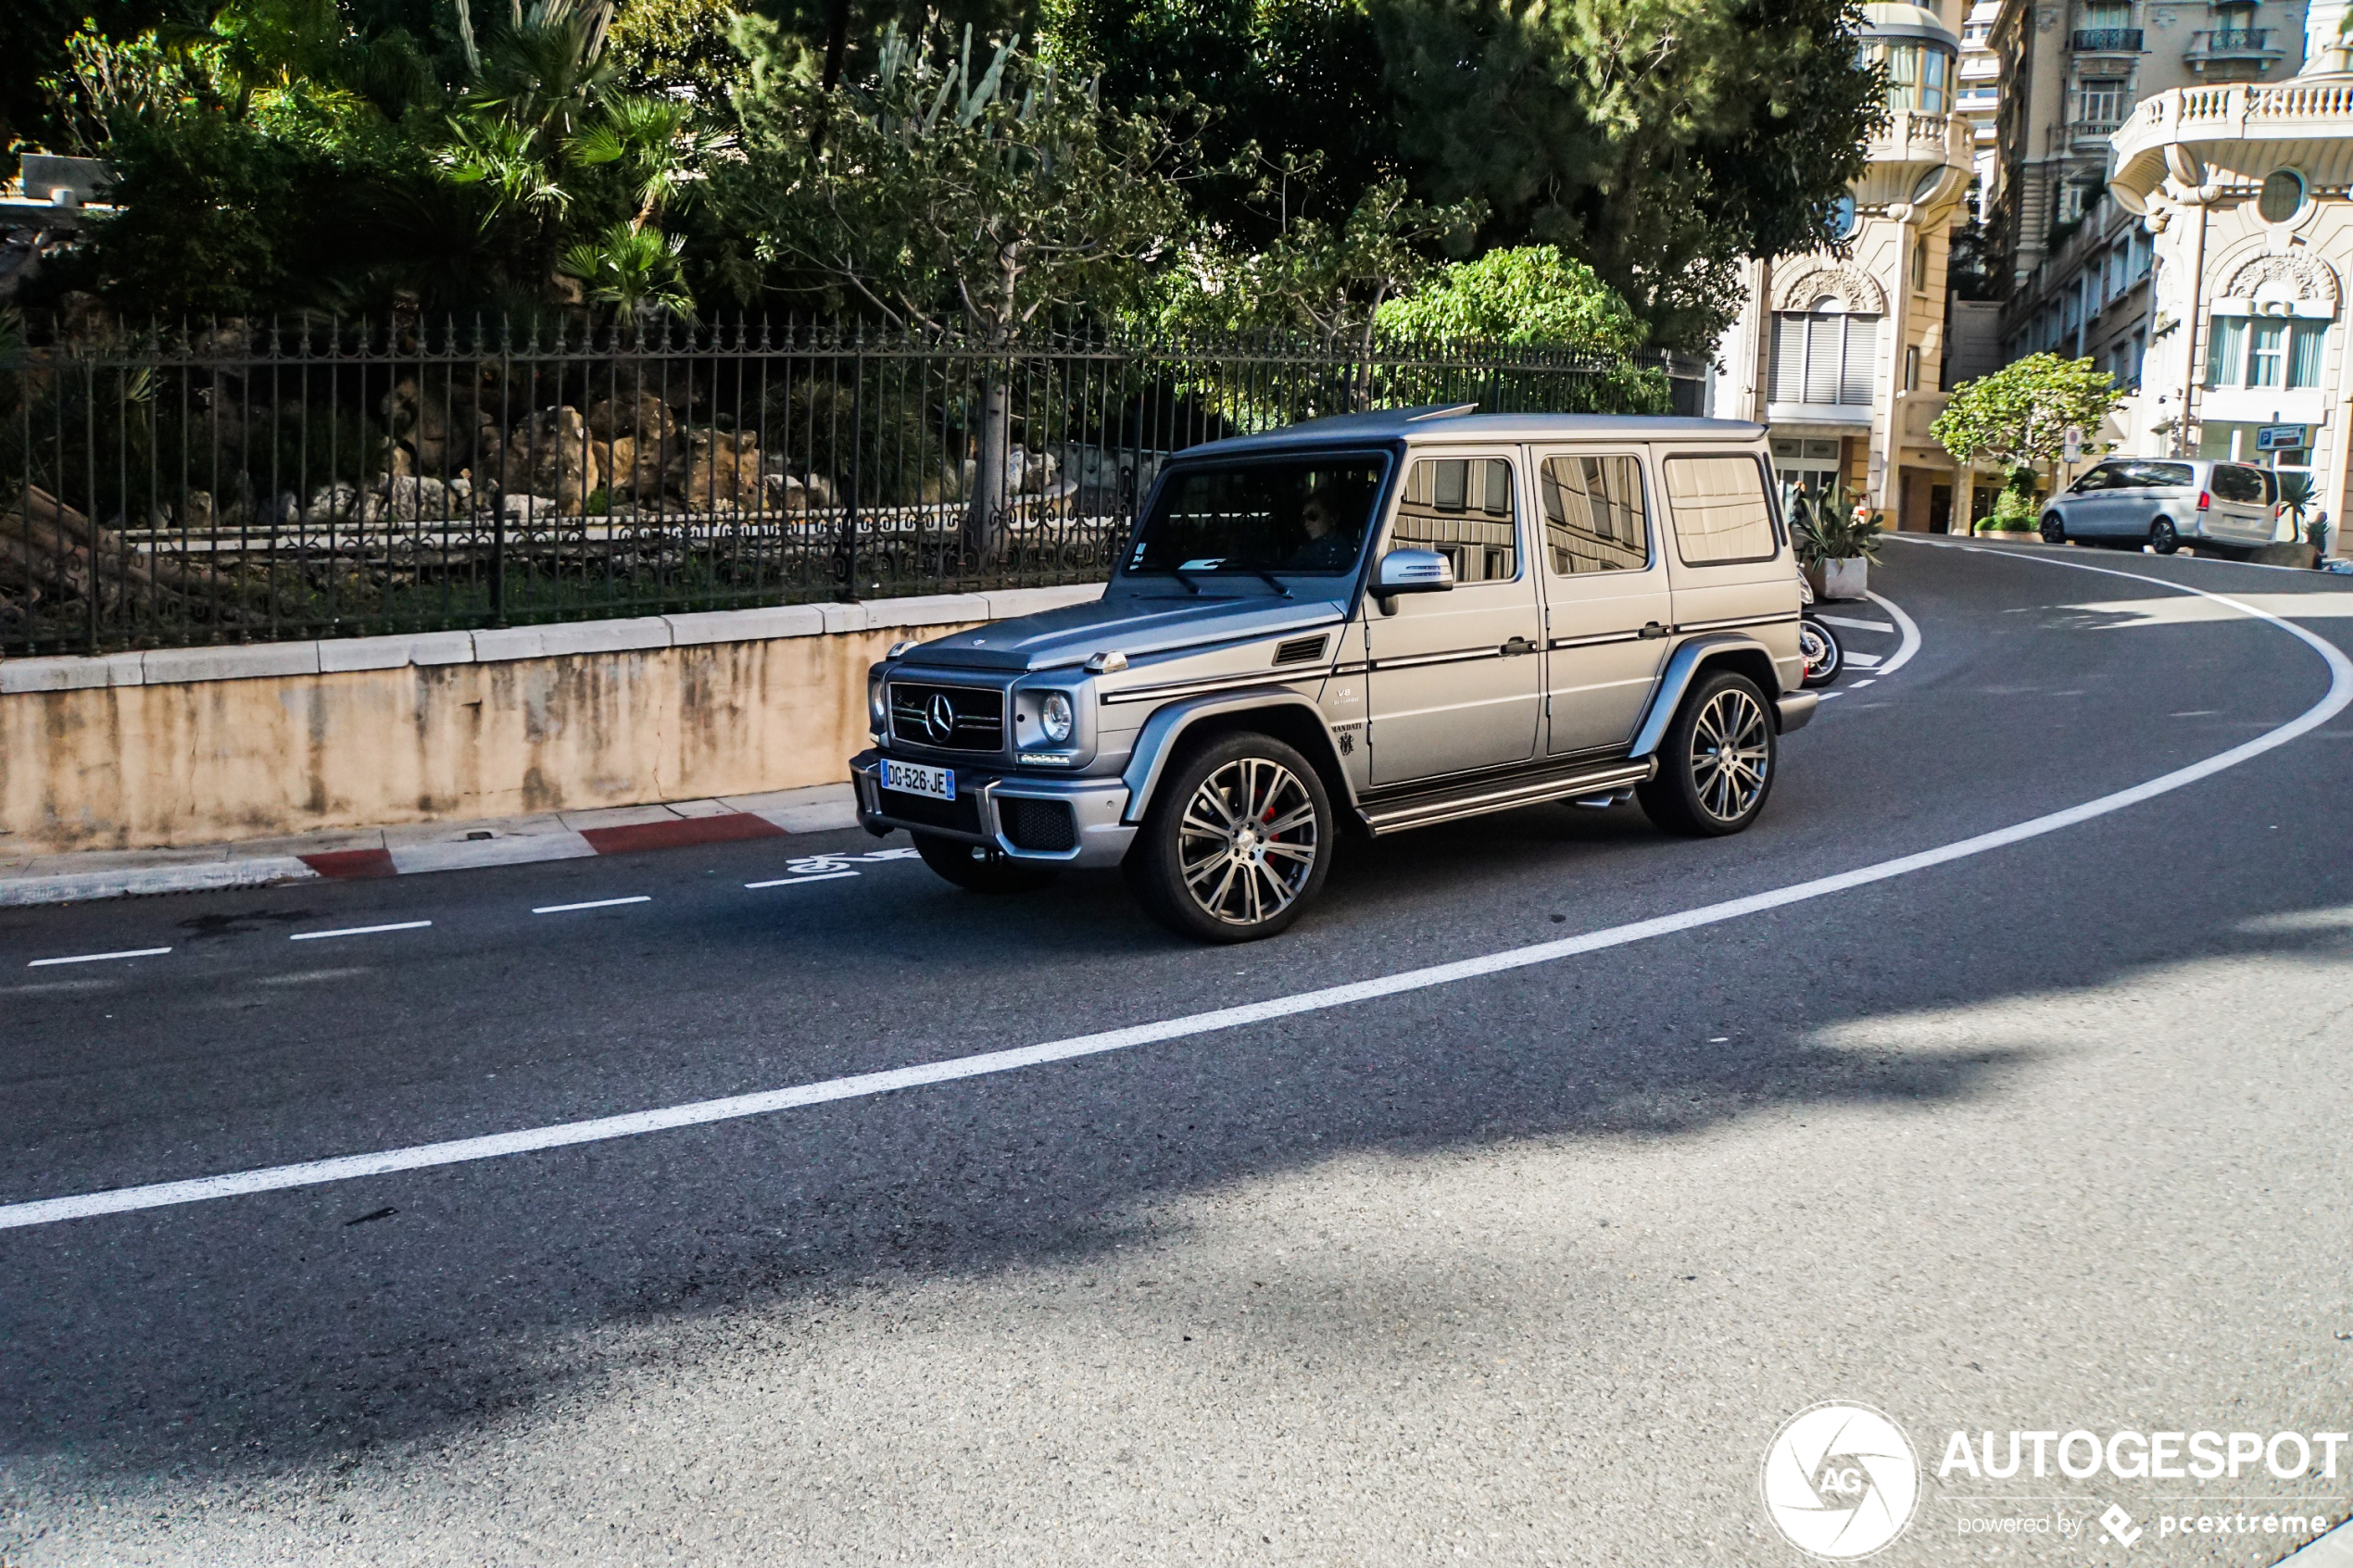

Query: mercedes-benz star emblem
[[925, 693, 957, 743]]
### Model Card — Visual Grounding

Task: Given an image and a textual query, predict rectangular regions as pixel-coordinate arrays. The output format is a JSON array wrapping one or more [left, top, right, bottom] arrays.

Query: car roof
[[1182, 405, 1766, 458]]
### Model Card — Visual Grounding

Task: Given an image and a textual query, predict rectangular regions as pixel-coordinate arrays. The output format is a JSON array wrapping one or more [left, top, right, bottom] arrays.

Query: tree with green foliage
[[723, 20, 1201, 551], [1373, 244, 1645, 353], [1931, 353, 2121, 518], [1373, 0, 1885, 349]]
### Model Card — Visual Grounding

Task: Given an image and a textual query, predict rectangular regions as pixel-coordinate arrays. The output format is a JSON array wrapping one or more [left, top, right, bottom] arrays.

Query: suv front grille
[[888, 681, 1005, 753]]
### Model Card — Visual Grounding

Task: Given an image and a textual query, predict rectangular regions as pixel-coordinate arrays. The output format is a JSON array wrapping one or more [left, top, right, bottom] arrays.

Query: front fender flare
[[1119, 687, 1351, 824], [1629, 633, 1783, 759]]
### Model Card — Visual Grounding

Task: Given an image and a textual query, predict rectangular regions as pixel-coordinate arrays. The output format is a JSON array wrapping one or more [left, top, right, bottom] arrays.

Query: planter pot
[[1809, 556, 1869, 601]]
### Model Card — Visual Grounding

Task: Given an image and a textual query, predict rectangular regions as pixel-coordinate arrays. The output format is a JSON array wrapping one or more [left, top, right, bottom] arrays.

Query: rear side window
[[1538, 454, 1650, 574], [2114, 461, 2193, 489], [1663, 455, 1778, 565], [1392, 457, 1519, 582], [2210, 464, 2269, 504], [2075, 464, 2126, 491]]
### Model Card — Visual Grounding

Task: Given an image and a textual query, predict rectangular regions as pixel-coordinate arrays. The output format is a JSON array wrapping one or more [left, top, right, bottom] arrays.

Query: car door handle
[[1500, 636, 1536, 657], [1638, 621, 1669, 639]]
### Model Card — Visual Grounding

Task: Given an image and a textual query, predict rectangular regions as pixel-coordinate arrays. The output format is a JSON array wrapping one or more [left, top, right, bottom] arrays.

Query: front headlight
[[868, 670, 888, 735], [1040, 690, 1076, 746]]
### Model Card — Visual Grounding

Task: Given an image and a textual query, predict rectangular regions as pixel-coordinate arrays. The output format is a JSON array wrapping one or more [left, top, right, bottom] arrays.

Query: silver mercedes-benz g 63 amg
[[850, 406, 1817, 942]]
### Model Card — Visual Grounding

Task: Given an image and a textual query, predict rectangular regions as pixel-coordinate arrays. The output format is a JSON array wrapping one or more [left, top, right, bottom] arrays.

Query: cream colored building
[[2109, 2, 2353, 541], [1709, 3, 1979, 530]]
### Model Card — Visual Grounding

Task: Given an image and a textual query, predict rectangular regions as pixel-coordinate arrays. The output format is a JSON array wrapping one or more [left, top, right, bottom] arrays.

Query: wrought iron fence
[[1, 317, 1704, 657]]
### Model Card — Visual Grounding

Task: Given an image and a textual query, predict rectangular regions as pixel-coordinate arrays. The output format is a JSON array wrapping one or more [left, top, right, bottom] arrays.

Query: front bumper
[[849, 751, 1137, 869]]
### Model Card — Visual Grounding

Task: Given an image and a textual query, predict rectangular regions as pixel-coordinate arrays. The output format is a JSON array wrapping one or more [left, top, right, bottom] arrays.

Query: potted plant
[[1791, 488, 1885, 600], [2274, 472, 2324, 568]]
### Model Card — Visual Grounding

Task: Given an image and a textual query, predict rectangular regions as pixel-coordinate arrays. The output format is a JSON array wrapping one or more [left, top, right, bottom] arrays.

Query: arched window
[[1770, 296, 1881, 407]]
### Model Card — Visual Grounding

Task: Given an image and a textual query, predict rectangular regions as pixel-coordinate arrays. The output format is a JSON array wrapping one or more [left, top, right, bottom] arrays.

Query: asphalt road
[[3, 540, 2350, 1566]]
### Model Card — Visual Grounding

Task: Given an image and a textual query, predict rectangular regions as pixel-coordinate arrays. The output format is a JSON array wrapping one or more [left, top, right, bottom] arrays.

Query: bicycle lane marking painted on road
[[2, 558, 2346, 1233]]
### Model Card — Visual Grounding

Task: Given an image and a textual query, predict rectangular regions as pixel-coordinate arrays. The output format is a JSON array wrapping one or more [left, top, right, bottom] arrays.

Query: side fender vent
[[1273, 634, 1329, 667]]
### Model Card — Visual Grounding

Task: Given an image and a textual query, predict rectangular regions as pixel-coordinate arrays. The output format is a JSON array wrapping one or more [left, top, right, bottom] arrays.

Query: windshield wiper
[[1168, 566, 1204, 594], [1239, 566, 1292, 597]]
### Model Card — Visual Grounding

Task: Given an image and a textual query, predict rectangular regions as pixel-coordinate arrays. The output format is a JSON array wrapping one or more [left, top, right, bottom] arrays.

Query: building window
[[2207, 315, 2328, 387], [1770, 305, 1881, 407], [2074, 82, 2130, 127], [1911, 242, 1929, 293], [2258, 169, 2307, 224], [1876, 40, 1955, 113], [1905, 344, 1922, 390]]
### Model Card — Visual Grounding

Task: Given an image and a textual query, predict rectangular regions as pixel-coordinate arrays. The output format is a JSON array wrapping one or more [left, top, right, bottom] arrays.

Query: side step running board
[[1357, 759, 1657, 836]]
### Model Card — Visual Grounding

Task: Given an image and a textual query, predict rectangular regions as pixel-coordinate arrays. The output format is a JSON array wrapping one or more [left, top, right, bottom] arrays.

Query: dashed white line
[[533, 896, 652, 915], [1818, 615, 1896, 633], [744, 871, 861, 890], [1843, 651, 1884, 669], [26, 947, 172, 969], [4, 557, 2339, 1233], [288, 922, 433, 943]]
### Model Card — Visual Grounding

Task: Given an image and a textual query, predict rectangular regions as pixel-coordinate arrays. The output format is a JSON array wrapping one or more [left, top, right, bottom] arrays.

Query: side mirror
[[1374, 548, 1454, 597]]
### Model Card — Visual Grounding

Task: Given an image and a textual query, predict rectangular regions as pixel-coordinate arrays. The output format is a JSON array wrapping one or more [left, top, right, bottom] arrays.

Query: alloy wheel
[[1687, 685, 1771, 824], [1176, 757, 1320, 927]]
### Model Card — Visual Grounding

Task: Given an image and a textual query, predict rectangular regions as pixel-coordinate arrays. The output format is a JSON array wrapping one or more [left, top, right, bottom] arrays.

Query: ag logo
[[1760, 1401, 1920, 1559]]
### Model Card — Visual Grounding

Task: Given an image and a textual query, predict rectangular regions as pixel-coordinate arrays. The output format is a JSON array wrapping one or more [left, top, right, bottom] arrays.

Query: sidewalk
[[0, 784, 861, 909]]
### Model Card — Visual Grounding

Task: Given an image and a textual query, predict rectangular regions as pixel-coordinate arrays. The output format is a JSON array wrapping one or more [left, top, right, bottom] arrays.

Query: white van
[[2039, 458, 2280, 553]]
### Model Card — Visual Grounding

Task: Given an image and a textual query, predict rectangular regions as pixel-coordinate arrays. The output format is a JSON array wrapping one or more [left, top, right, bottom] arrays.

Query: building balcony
[[2070, 118, 2125, 146], [2113, 79, 2353, 209], [2070, 27, 2144, 51], [1857, 108, 1978, 207], [2183, 28, 2286, 76]]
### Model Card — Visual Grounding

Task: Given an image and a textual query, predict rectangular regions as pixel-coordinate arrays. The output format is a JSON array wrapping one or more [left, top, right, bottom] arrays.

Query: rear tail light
[[2196, 490, 2212, 510]]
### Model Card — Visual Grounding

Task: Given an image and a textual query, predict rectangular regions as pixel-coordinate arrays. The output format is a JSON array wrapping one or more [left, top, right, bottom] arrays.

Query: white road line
[[1818, 615, 1896, 633], [1843, 652, 1884, 669], [3, 559, 2345, 1233], [532, 896, 651, 915], [25, 947, 172, 969], [287, 922, 433, 943], [1850, 678, 1877, 687], [744, 871, 861, 890], [1865, 588, 1924, 676]]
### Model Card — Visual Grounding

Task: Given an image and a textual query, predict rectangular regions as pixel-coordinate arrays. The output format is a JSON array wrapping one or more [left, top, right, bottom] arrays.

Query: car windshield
[[1125, 456, 1389, 580]]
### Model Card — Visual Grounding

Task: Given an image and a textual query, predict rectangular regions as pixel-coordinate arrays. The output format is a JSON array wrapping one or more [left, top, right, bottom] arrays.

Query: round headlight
[[1040, 690, 1076, 745]]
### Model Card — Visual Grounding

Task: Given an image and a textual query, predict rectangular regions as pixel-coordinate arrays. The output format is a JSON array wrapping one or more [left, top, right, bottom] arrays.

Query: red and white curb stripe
[[0, 804, 863, 908]]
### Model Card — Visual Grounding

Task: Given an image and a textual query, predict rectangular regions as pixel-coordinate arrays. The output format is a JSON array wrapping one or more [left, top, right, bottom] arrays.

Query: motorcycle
[[1797, 571, 1843, 688]]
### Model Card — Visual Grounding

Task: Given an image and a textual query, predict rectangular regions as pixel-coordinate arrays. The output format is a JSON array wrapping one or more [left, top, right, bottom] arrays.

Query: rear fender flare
[[1629, 634, 1786, 759]]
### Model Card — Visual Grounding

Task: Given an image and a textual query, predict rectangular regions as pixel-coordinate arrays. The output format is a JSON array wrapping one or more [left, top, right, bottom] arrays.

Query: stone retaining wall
[[0, 586, 1101, 856]]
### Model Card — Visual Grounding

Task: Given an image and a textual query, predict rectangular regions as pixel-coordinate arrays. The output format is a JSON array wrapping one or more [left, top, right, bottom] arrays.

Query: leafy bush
[[1789, 486, 1883, 564]]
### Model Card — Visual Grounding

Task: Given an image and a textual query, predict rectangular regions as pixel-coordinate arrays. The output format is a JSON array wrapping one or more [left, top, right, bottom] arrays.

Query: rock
[[270, 492, 301, 528], [1008, 445, 1060, 494], [802, 472, 839, 509], [599, 433, 686, 500], [386, 475, 461, 521], [587, 392, 676, 444], [498, 407, 600, 515], [182, 490, 216, 531], [383, 379, 500, 474], [501, 493, 560, 521], [682, 429, 761, 511], [304, 482, 359, 524]]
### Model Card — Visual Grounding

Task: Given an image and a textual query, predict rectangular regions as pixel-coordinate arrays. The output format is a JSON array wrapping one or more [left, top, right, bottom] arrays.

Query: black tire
[[2040, 512, 2067, 545], [913, 832, 1060, 894], [2149, 516, 2180, 555], [1125, 732, 1333, 943], [1637, 671, 1778, 838], [1798, 616, 1842, 689]]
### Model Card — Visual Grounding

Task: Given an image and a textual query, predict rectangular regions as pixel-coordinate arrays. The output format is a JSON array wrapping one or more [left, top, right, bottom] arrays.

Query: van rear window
[[2210, 464, 2271, 504]]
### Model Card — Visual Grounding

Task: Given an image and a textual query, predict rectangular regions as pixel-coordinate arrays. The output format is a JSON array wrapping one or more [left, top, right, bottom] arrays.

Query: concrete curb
[[0, 786, 862, 909], [2281, 1518, 2353, 1568]]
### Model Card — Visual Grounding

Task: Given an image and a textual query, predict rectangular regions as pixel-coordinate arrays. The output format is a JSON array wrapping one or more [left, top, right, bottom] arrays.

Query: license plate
[[881, 759, 955, 801]]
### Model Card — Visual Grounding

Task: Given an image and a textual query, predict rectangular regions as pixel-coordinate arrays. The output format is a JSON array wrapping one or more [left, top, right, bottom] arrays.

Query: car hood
[[904, 590, 1349, 672]]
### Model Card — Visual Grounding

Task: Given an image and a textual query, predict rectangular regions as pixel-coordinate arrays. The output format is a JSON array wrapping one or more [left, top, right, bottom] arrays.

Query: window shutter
[[1770, 316, 1803, 402], [1804, 317, 1841, 404], [1841, 317, 1881, 404]]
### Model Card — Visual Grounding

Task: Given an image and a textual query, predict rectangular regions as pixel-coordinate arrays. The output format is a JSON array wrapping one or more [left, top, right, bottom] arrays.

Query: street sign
[[2257, 424, 2308, 452], [2062, 426, 2082, 463]]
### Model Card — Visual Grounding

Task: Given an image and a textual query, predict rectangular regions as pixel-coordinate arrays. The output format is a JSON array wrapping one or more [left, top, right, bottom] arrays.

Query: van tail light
[[2196, 490, 2212, 510]]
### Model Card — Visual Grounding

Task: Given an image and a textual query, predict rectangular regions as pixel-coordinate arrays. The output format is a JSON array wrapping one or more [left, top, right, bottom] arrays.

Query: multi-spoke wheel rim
[[1687, 687, 1770, 823], [1176, 758, 1319, 926], [1798, 622, 1836, 680]]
